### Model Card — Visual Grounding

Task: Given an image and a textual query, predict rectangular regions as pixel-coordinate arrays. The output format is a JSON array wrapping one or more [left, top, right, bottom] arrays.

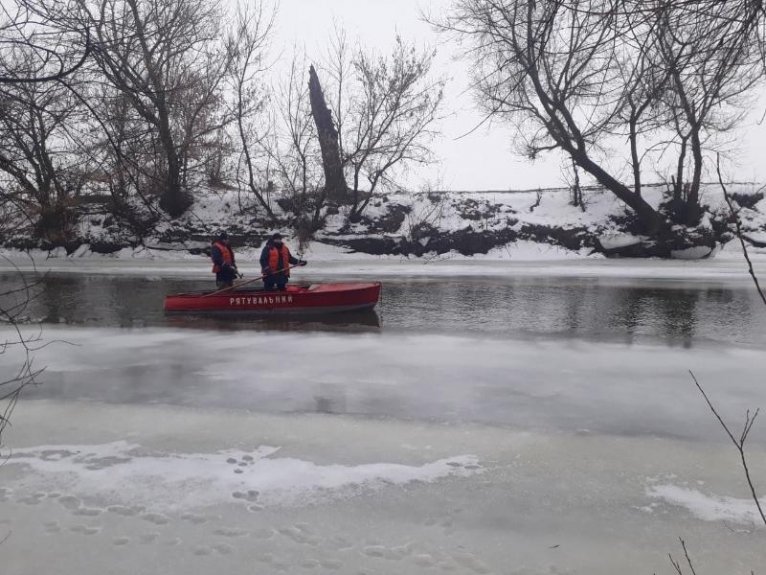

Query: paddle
[[203, 265, 296, 298]]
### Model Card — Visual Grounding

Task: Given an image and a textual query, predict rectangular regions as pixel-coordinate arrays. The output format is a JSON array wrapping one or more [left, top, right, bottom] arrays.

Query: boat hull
[[164, 282, 381, 315]]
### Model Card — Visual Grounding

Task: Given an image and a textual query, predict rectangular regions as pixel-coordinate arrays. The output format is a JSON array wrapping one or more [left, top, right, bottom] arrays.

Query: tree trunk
[[156, 110, 191, 217], [571, 150, 666, 234], [686, 126, 703, 225], [158, 159, 191, 218], [629, 117, 641, 198], [675, 137, 687, 204], [308, 65, 347, 202]]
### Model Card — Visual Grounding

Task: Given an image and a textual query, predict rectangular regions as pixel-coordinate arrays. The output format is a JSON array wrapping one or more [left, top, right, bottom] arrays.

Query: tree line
[[0, 0, 443, 248], [1, 0, 766, 250]]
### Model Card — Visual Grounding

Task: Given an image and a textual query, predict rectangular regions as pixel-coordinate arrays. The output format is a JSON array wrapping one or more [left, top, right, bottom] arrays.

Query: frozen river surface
[[0, 264, 765, 574]]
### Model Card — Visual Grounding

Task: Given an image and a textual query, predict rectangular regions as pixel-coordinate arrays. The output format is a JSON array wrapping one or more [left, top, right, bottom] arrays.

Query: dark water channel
[[2, 272, 765, 347]]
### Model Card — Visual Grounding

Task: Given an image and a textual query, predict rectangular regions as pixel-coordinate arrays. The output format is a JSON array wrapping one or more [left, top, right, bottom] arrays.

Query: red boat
[[164, 282, 381, 315]]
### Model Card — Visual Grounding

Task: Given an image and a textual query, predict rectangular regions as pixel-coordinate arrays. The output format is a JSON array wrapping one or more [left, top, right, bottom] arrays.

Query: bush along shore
[[1, 183, 764, 260]]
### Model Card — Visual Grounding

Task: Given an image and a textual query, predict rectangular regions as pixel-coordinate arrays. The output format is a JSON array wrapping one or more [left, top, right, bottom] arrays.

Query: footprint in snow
[[140, 513, 170, 525], [58, 495, 81, 510], [213, 527, 248, 538], [69, 525, 100, 536]]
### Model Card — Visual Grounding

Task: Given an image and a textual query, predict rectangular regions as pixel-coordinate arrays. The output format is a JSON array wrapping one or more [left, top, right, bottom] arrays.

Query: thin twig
[[679, 539, 698, 575], [717, 154, 766, 306], [690, 370, 766, 526]]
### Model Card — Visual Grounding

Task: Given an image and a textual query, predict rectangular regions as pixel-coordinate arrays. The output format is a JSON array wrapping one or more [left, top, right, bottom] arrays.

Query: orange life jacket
[[267, 244, 291, 277], [211, 240, 233, 273]]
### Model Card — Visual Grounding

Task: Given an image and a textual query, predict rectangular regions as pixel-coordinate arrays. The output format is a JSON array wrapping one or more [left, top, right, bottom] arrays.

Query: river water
[[3, 271, 765, 346], [0, 266, 765, 575]]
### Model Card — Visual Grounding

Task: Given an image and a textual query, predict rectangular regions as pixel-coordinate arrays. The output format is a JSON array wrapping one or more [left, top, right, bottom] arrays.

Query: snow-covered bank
[[3, 183, 765, 259], [2, 236, 765, 283]]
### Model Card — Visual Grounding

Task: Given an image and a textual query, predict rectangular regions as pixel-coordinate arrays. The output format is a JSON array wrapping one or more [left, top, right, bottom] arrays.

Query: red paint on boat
[[164, 282, 381, 314]]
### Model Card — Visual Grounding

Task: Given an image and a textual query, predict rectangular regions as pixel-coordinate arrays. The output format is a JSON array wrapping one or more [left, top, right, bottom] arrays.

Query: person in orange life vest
[[211, 231, 239, 288], [259, 233, 306, 291]]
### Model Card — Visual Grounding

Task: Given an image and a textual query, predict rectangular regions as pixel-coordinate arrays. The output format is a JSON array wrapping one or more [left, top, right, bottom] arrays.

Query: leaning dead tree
[[260, 33, 443, 234], [304, 34, 444, 222], [308, 64, 348, 203], [257, 53, 324, 237]]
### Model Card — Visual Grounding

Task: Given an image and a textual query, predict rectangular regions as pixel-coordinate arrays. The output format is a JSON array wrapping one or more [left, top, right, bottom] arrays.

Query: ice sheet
[[0, 400, 764, 575], [3, 326, 765, 439], [2, 243, 764, 283]]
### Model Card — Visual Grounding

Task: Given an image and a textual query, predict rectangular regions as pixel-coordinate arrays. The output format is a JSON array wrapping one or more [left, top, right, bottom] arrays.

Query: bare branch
[[717, 154, 766, 307], [689, 370, 766, 527]]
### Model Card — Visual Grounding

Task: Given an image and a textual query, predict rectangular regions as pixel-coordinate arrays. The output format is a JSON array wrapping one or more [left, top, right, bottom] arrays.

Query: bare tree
[[259, 33, 444, 237], [436, 1, 667, 232], [0, 73, 91, 247], [229, 1, 276, 220], [0, 1, 96, 246], [0, 0, 85, 447], [293, 33, 445, 226], [67, 0, 238, 217], [339, 37, 445, 220], [269, 54, 326, 237], [645, 0, 763, 224], [436, 0, 766, 238]]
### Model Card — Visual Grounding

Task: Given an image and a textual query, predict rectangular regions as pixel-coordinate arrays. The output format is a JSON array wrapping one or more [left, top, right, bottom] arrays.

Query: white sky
[[271, 0, 766, 191]]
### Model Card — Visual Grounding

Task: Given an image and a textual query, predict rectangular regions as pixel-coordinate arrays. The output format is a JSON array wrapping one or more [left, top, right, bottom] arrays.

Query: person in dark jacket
[[211, 231, 239, 288], [259, 233, 306, 291]]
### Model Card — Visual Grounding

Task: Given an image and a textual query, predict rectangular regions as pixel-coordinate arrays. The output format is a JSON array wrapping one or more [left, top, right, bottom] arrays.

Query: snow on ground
[[647, 484, 766, 525], [8, 441, 480, 511], [12, 181, 765, 259], [1, 232, 766, 283]]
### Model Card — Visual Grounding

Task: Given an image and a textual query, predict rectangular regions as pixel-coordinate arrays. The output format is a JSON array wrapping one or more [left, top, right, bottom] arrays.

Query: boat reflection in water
[[164, 308, 382, 333]]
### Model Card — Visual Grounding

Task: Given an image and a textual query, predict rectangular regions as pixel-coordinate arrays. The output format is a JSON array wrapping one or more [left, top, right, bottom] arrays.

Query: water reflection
[[164, 310, 381, 333], [372, 277, 764, 347], [0, 272, 764, 346]]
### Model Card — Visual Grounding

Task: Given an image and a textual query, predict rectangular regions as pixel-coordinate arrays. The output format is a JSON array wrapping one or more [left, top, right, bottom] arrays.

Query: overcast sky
[[271, 0, 766, 191]]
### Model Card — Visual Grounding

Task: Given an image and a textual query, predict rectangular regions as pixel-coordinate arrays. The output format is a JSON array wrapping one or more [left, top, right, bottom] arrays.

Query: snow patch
[[647, 484, 766, 525], [8, 441, 482, 511], [599, 234, 646, 250], [670, 246, 714, 260]]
